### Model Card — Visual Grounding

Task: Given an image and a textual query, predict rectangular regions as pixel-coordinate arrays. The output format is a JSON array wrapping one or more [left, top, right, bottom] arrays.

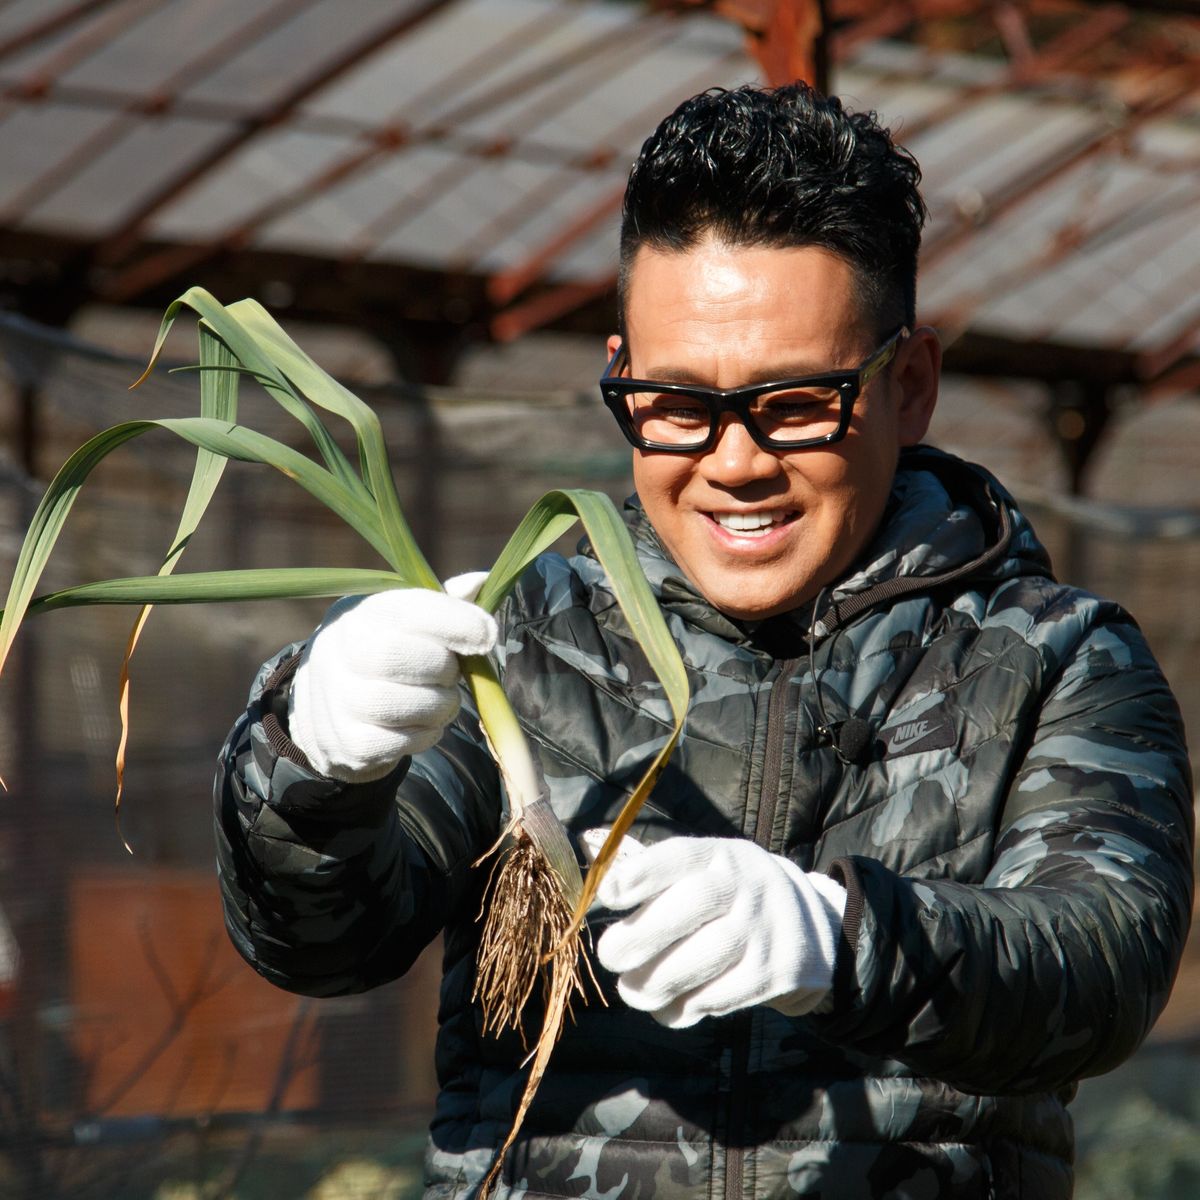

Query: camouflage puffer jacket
[[216, 447, 1194, 1200]]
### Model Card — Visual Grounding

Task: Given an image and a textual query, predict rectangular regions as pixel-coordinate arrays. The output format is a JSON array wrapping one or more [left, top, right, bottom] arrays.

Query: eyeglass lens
[[624, 384, 844, 448]]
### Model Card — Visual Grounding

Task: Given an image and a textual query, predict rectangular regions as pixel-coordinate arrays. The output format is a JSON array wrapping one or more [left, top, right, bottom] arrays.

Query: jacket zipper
[[754, 656, 803, 855], [724, 657, 803, 1200]]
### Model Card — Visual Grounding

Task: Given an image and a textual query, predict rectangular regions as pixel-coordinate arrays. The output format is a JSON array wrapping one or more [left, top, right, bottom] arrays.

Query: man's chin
[[669, 546, 823, 621], [699, 582, 818, 622]]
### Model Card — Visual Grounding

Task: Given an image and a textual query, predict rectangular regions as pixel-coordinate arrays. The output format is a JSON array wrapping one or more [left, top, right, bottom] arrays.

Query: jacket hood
[[596, 446, 1054, 648]]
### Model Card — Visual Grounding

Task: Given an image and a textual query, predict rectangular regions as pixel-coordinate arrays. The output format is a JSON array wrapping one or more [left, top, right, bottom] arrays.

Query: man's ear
[[606, 333, 623, 360], [894, 325, 941, 446]]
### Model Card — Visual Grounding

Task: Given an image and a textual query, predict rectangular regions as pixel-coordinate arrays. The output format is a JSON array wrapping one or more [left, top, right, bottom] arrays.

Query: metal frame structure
[[0, 0, 1197, 484]]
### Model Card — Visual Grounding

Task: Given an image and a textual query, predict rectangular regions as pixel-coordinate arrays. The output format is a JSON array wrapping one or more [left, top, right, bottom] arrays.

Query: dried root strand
[[474, 829, 606, 1198], [473, 831, 598, 1049]]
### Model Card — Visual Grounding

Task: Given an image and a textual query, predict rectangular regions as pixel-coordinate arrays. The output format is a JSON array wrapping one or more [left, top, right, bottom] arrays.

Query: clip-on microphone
[[809, 590, 874, 766], [828, 716, 872, 764]]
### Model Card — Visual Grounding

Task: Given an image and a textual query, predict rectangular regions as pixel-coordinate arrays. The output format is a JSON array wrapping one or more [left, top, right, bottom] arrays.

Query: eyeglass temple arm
[[859, 326, 910, 387]]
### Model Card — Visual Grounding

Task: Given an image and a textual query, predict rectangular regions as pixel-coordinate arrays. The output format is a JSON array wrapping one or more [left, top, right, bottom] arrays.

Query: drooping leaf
[[468, 487, 691, 1200], [138, 287, 364, 497], [474, 486, 690, 915], [0, 421, 154, 686], [191, 294, 436, 589], [22, 568, 410, 614], [117, 323, 242, 826], [1, 292, 693, 1196], [0, 412, 387, 692]]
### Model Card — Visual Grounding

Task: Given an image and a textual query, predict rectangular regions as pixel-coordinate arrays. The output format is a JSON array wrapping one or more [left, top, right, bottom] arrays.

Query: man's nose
[[698, 414, 783, 484]]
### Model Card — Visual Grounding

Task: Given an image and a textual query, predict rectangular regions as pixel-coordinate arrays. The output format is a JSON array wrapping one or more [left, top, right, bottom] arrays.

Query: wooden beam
[[490, 278, 616, 344], [939, 328, 1143, 385], [675, 0, 829, 89], [91, 0, 460, 269], [0, 227, 488, 333], [922, 66, 1200, 270], [487, 188, 626, 307], [0, 0, 119, 66], [0, 0, 319, 226], [95, 3, 674, 306], [1137, 304, 1200, 382], [746, 0, 828, 90]]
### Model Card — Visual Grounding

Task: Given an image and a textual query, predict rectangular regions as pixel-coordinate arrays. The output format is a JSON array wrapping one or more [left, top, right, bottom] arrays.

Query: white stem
[[461, 653, 540, 820]]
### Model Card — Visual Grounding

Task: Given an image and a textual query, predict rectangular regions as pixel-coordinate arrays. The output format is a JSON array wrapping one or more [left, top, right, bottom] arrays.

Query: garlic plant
[[0, 289, 690, 1186]]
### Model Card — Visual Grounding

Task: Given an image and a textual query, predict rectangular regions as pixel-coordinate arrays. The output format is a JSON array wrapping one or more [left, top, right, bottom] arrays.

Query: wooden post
[[715, 0, 829, 91]]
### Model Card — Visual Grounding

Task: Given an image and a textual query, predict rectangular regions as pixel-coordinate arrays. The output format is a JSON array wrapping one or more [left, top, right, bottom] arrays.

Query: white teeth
[[713, 511, 788, 532]]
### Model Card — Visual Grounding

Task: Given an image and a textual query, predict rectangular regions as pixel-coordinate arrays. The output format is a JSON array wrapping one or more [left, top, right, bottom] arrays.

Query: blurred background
[[0, 1, 1198, 1197]]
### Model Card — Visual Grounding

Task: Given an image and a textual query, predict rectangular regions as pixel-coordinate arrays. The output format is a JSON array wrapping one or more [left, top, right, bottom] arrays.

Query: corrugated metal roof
[[0, 0, 1197, 380]]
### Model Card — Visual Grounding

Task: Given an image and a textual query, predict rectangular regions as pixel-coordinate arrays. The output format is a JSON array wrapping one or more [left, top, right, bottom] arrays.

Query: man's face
[[612, 238, 937, 620]]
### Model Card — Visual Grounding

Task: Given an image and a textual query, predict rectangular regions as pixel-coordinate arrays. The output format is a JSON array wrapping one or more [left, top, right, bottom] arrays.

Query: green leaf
[[468, 488, 691, 919], [184, 292, 436, 589], [157, 417, 393, 562], [114, 325, 244, 817], [480, 488, 688, 722], [234, 300, 437, 590], [0, 420, 154, 682], [0, 413, 393, 687], [25, 568, 409, 613], [167, 324, 239, 567], [474, 502, 581, 614], [141, 287, 364, 496]]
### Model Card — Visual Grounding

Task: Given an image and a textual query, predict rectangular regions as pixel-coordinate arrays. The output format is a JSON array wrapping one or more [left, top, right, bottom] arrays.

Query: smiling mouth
[[709, 510, 797, 535]]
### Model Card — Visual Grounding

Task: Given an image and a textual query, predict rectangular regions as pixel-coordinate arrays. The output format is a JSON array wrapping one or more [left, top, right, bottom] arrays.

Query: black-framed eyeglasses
[[599, 327, 908, 453]]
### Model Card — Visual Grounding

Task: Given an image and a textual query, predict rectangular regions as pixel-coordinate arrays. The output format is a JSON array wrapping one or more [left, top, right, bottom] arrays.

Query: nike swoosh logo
[[888, 724, 931, 744], [885, 719, 953, 755]]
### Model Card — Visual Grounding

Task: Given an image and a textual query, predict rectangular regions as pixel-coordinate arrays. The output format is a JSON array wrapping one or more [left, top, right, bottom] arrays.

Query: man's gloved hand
[[582, 831, 846, 1029], [288, 572, 495, 783]]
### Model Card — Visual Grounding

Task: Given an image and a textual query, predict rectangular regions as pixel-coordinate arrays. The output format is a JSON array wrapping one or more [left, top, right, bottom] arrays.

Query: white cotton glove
[[582, 830, 846, 1029], [288, 572, 495, 783]]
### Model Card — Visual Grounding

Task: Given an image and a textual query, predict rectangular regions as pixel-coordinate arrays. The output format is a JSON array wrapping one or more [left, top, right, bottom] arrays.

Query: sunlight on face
[[615, 238, 929, 619]]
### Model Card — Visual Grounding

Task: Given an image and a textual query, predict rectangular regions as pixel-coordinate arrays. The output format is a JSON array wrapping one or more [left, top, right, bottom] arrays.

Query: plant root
[[473, 829, 597, 1049], [473, 827, 603, 1197]]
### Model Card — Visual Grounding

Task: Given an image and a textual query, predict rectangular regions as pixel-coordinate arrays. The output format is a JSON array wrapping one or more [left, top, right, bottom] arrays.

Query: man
[[216, 84, 1194, 1199]]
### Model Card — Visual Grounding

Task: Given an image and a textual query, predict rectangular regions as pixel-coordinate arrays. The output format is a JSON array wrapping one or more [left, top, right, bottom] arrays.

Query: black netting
[[0, 313, 1196, 1200]]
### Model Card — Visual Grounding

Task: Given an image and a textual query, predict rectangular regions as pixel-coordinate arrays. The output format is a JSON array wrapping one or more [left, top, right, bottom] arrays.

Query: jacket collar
[[606, 447, 1052, 650]]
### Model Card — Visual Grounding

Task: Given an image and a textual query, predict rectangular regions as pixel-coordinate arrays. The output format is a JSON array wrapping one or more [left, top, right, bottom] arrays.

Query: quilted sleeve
[[813, 602, 1194, 1093], [214, 645, 503, 998]]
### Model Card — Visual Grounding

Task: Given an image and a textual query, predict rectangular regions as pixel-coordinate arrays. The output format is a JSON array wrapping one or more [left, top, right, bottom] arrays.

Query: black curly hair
[[618, 83, 926, 337]]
